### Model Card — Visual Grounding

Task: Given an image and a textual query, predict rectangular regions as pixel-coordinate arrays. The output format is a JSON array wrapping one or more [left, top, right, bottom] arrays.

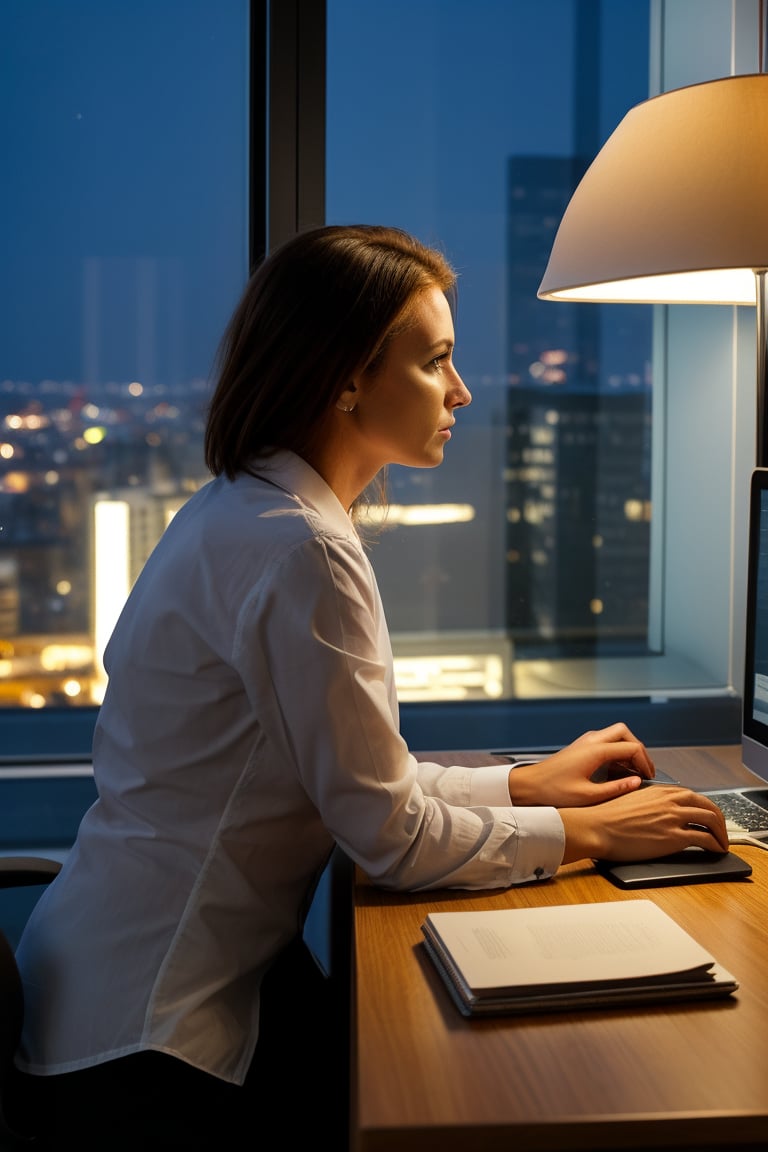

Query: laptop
[[695, 466, 768, 848]]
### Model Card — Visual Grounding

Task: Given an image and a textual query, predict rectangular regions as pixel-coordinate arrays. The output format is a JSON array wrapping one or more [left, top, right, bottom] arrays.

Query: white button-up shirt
[[16, 450, 565, 1084]]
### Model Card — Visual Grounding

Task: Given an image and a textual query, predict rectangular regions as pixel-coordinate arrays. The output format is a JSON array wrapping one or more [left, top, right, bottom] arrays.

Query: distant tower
[[90, 486, 189, 701], [504, 3, 652, 652]]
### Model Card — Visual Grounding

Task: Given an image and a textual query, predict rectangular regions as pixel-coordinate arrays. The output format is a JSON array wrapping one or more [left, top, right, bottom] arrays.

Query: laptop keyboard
[[712, 792, 768, 834]]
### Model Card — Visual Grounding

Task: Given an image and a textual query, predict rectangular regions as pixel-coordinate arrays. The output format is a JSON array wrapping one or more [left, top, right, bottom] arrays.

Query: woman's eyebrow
[[424, 338, 454, 355]]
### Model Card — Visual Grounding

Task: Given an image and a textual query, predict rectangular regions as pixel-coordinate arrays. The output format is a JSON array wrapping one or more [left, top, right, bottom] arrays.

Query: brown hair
[[204, 224, 457, 479]]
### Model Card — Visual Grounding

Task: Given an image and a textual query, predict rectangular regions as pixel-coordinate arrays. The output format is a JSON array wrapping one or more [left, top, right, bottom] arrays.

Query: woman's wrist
[[558, 808, 604, 863], [507, 762, 544, 805]]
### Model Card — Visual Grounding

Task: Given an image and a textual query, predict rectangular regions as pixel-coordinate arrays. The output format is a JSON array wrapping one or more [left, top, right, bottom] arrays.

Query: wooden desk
[[351, 746, 768, 1152]]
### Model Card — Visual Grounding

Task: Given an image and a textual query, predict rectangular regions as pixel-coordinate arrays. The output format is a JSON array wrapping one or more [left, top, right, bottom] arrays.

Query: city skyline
[[0, 0, 658, 706]]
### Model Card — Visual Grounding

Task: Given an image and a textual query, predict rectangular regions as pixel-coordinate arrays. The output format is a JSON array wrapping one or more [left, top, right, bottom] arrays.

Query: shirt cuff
[[468, 764, 566, 880], [466, 763, 517, 807], [500, 804, 566, 879]]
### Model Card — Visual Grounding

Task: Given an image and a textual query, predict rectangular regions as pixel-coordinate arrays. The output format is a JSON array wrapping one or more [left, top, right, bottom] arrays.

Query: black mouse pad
[[593, 848, 753, 889]]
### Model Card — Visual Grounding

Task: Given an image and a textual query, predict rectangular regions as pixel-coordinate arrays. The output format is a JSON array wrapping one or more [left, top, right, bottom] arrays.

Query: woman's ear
[[335, 382, 359, 413]]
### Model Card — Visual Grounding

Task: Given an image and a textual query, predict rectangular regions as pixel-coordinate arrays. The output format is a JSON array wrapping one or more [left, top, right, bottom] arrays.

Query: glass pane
[[0, 0, 249, 708], [326, 0, 653, 701]]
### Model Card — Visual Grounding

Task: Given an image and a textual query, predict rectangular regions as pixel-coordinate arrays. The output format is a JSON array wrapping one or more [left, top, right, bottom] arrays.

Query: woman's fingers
[[574, 726, 656, 778], [561, 785, 730, 863], [678, 797, 730, 851]]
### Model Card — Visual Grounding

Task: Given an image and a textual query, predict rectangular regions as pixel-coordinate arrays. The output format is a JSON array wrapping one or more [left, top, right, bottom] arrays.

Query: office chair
[[0, 856, 62, 1148]]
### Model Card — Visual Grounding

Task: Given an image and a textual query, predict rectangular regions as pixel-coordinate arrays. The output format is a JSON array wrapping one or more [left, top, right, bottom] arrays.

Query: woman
[[10, 225, 728, 1148]]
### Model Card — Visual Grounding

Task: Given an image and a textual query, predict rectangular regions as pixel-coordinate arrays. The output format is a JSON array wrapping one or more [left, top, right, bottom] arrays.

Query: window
[[324, 0, 751, 750], [0, 0, 750, 757], [0, 0, 248, 727], [327, 0, 655, 706]]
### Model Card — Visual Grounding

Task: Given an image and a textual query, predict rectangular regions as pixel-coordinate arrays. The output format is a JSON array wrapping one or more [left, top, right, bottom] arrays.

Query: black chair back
[[0, 858, 61, 1148]]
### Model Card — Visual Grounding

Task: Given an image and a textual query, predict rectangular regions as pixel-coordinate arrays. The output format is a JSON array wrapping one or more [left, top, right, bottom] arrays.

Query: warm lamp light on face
[[537, 73, 768, 465]]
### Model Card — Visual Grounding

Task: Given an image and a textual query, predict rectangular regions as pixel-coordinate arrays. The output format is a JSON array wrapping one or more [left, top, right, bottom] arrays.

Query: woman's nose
[[450, 370, 472, 409]]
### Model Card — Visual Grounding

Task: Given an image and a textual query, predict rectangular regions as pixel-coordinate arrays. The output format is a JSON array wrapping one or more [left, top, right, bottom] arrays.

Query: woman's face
[[353, 286, 472, 471]]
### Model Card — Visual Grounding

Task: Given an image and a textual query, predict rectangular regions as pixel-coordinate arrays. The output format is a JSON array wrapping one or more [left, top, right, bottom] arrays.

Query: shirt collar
[[247, 449, 355, 536]]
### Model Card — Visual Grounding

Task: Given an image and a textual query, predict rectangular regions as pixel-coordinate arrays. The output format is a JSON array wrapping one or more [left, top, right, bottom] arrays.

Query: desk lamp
[[537, 63, 768, 466]]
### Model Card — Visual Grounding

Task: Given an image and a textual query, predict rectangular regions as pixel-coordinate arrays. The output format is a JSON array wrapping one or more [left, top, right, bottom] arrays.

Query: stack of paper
[[421, 899, 738, 1017]]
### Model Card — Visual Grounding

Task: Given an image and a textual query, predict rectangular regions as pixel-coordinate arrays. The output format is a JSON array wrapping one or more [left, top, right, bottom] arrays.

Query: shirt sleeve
[[413, 757, 565, 885], [236, 528, 566, 891]]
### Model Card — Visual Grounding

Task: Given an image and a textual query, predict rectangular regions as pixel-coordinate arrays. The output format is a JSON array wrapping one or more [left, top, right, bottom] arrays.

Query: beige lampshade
[[538, 74, 768, 306]]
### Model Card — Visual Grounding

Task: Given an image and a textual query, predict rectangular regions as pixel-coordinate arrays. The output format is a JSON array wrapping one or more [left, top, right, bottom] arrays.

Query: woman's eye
[[431, 355, 447, 372]]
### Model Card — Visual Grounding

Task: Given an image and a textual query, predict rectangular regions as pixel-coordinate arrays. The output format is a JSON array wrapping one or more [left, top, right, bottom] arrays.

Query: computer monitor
[[742, 468, 768, 781]]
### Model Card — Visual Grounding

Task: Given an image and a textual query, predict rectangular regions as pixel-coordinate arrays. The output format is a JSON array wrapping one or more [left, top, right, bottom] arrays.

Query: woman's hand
[[559, 785, 730, 863], [503, 723, 729, 863], [507, 723, 655, 808]]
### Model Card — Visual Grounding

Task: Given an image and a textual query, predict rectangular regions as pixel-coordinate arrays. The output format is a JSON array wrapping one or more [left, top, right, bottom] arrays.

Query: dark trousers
[[7, 937, 349, 1150]]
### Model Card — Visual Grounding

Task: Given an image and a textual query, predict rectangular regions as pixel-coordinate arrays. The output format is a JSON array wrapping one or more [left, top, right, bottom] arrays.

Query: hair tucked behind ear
[[204, 225, 457, 482]]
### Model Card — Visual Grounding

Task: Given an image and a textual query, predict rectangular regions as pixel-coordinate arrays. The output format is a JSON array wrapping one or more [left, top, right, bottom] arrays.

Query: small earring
[[336, 400, 355, 413]]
